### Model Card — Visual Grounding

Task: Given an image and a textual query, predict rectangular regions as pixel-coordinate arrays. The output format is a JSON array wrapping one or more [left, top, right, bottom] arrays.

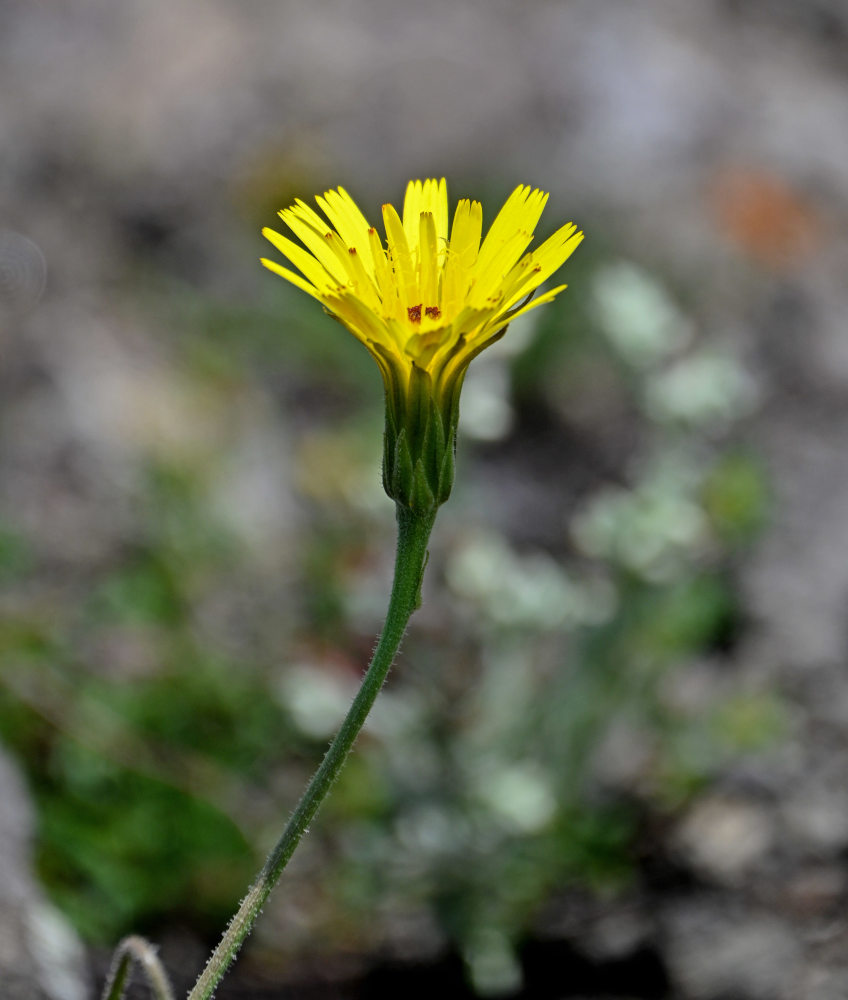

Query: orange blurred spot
[[710, 167, 823, 271]]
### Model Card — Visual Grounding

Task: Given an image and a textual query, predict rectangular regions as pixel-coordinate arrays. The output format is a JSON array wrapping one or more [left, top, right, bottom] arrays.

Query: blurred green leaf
[[702, 452, 770, 546]]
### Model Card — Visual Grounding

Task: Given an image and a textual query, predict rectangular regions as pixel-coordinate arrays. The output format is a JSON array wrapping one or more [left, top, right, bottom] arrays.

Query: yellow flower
[[262, 179, 583, 514]]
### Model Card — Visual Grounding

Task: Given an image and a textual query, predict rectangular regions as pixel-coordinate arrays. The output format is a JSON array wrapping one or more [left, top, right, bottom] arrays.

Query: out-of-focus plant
[[0, 461, 287, 942]]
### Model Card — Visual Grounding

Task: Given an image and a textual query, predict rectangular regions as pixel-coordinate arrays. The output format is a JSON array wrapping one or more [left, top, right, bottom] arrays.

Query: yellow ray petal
[[470, 228, 534, 306], [368, 226, 399, 318], [383, 202, 417, 308], [316, 187, 376, 273], [260, 258, 325, 301], [278, 207, 349, 284], [502, 227, 582, 309], [321, 228, 360, 282], [449, 199, 483, 264], [528, 224, 583, 279], [402, 180, 424, 253], [262, 227, 338, 293], [442, 199, 482, 319], [418, 212, 439, 308], [502, 284, 568, 325], [419, 178, 449, 246], [476, 185, 548, 275], [344, 246, 382, 311], [324, 292, 395, 354]]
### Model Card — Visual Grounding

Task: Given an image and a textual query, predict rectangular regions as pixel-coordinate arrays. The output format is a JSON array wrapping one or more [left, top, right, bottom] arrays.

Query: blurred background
[[1, 1, 847, 997]]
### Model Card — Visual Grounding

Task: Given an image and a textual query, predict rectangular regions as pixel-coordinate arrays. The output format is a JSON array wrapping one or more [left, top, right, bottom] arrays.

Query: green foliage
[[702, 451, 770, 545], [38, 749, 249, 940], [0, 459, 290, 941], [0, 526, 34, 581]]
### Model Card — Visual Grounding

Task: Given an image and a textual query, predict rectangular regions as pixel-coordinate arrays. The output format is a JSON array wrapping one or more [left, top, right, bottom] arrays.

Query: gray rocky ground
[[0, 750, 89, 1000]]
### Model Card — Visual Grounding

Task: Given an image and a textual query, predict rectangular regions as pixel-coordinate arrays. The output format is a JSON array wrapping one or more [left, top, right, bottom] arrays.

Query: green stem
[[102, 936, 175, 1000], [187, 504, 436, 1000]]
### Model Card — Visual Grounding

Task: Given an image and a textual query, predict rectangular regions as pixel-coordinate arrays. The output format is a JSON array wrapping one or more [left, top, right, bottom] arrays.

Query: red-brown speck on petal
[[425, 306, 441, 320], [349, 247, 357, 255], [407, 304, 422, 323]]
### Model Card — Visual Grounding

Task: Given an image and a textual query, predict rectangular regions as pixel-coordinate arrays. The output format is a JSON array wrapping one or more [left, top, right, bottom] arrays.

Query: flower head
[[262, 179, 583, 514]]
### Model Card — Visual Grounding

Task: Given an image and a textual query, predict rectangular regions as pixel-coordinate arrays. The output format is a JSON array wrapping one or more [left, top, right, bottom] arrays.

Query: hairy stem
[[102, 936, 175, 1000], [187, 504, 436, 1000]]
